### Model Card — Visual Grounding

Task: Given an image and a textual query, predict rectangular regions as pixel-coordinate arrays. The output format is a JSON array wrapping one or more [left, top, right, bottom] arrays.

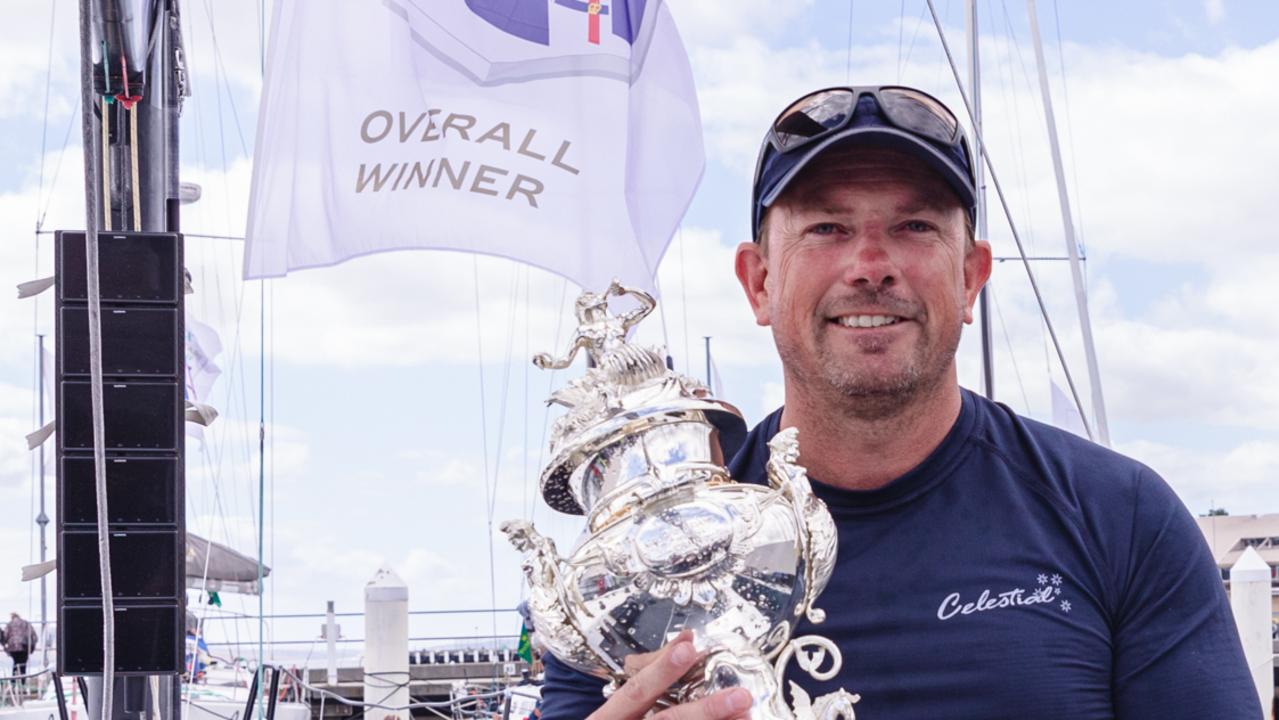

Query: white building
[[1196, 513, 1279, 618]]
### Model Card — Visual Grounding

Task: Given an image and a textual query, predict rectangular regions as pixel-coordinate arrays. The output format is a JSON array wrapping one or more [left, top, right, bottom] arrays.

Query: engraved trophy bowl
[[503, 282, 856, 719]]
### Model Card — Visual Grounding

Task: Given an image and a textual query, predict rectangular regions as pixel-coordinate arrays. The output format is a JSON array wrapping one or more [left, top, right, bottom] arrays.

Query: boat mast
[[76, 1, 187, 719], [1025, 0, 1110, 445], [967, 0, 994, 400], [37, 334, 49, 672]]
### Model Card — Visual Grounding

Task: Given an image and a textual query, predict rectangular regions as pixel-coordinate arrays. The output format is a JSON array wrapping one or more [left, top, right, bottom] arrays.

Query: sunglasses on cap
[[752, 85, 977, 240], [770, 86, 966, 154]]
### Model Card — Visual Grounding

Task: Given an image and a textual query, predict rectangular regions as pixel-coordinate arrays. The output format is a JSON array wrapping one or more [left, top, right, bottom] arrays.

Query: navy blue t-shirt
[[540, 389, 1261, 719]]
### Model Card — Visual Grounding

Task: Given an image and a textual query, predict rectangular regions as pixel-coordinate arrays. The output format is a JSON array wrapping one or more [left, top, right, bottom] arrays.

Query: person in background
[[2, 612, 39, 684]]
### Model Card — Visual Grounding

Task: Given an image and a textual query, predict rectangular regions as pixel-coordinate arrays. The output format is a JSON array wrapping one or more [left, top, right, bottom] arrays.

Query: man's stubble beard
[[775, 313, 963, 422]]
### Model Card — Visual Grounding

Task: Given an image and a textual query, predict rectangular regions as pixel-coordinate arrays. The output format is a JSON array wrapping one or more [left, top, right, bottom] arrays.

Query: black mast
[[76, 2, 187, 720]]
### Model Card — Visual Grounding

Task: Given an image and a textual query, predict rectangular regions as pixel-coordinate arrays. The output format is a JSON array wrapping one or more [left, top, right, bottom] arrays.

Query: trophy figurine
[[503, 281, 858, 719]]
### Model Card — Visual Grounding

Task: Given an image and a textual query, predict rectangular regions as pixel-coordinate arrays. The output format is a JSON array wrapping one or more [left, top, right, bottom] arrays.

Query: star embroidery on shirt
[[1037, 573, 1048, 586], [1051, 573, 1063, 586], [1060, 600, 1072, 613]]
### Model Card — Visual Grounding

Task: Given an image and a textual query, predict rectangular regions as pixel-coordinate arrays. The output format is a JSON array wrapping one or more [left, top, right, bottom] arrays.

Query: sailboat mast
[[37, 334, 49, 671], [967, 0, 994, 400], [75, 2, 187, 719], [704, 337, 712, 388], [1025, 0, 1111, 445]]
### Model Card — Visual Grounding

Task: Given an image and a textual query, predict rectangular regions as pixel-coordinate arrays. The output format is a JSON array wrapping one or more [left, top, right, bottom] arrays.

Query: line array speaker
[[55, 231, 185, 676]]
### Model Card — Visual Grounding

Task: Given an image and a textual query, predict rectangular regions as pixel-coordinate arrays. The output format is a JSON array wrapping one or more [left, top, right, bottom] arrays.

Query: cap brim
[[760, 126, 976, 213]]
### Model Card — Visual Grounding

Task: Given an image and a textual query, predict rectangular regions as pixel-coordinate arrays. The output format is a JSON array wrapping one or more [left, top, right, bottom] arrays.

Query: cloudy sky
[[1, 0, 1276, 660]]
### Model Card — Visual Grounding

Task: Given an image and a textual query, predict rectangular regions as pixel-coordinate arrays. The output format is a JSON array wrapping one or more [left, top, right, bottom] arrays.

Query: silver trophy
[[503, 282, 858, 719]]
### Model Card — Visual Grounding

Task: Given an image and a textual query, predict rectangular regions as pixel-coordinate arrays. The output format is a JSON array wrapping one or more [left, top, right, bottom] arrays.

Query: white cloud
[[2, 2, 1278, 627], [637, 227, 776, 369], [0, 382, 39, 490], [1119, 438, 1279, 516], [669, 0, 815, 45], [1205, 0, 1226, 24], [414, 455, 480, 488], [0, 1, 79, 123]]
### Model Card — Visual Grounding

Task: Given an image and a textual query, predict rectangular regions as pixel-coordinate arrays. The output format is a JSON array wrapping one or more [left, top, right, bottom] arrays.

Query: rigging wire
[[78, 3, 115, 716], [270, 278, 277, 626], [184, 528, 220, 720], [203, 2, 263, 649], [35, 0, 58, 229], [185, 0, 272, 691], [923, 0, 1094, 440], [932, 0, 955, 88], [35, 100, 81, 232], [192, 307, 244, 643], [993, 0, 1041, 255], [470, 256, 502, 676], [677, 227, 691, 376], [992, 0, 1057, 384], [28, 1, 56, 621], [900, 1, 930, 79], [255, 278, 266, 715], [1050, 0, 1089, 272], [531, 279, 571, 525], [202, 0, 235, 238], [181, 0, 257, 660], [845, 0, 856, 82], [485, 267, 525, 664], [522, 268, 532, 520], [990, 284, 1033, 414], [653, 274, 672, 355], [896, 0, 906, 81], [199, 0, 252, 157], [255, 0, 269, 712], [27, 338, 36, 622]]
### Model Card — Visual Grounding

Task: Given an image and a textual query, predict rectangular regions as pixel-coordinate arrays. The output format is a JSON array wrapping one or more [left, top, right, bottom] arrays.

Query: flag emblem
[[387, 0, 657, 85], [464, 0, 646, 46]]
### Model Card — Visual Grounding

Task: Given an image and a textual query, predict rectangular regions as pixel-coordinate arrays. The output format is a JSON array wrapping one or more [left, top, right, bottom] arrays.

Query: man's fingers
[[652, 688, 754, 720], [588, 633, 700, 720], [621, 629, 693, 676]]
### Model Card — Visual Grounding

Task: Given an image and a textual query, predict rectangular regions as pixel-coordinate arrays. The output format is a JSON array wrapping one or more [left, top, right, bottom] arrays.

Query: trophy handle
[[775, 637, 860, 720], [500, 520, 598, 670], [683, 636, 857, 720], [765, 428, 836, 624]]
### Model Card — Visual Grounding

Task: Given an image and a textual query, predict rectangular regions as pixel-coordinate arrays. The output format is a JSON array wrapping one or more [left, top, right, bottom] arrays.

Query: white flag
[[185, 313, 223, 404], [185, 313, 223, 442], [245, 0, 704, 292], [1050, 379, 1089, 439]]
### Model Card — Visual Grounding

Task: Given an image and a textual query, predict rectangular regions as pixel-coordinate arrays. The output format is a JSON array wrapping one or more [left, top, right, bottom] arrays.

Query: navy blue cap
[[752, 94, 977, 240]]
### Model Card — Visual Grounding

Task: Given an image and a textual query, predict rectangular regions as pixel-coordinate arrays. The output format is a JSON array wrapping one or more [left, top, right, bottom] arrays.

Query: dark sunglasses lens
[[879, 87, 958, 144], [774, 90, 856, 150]]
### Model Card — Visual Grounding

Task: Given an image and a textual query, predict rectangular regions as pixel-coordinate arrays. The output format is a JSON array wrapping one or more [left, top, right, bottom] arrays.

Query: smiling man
[[539, 87, 1262, 720]]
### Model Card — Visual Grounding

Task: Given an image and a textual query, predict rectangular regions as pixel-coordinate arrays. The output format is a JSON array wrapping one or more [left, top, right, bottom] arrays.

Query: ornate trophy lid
[[532, 282, 746, 516]]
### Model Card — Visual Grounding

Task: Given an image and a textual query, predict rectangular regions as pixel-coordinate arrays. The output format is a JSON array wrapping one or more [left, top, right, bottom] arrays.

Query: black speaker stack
[[55, 230, 185, 675]]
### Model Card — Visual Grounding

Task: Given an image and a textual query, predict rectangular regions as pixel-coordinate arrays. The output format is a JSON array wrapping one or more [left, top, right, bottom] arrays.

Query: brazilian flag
[[517, 621, 533, 664]]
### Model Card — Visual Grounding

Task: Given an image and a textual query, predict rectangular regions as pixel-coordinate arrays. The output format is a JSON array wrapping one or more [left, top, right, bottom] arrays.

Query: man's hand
[[587, 631, 754, 720]]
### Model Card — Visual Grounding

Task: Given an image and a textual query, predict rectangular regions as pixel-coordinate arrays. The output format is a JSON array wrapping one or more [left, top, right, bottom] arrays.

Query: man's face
[[736, 146, 991, 415]]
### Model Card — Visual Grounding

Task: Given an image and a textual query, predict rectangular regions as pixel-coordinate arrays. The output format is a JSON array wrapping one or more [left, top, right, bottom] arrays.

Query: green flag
[[517, 621, 533, 664], [208, 591, 222, 607]]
